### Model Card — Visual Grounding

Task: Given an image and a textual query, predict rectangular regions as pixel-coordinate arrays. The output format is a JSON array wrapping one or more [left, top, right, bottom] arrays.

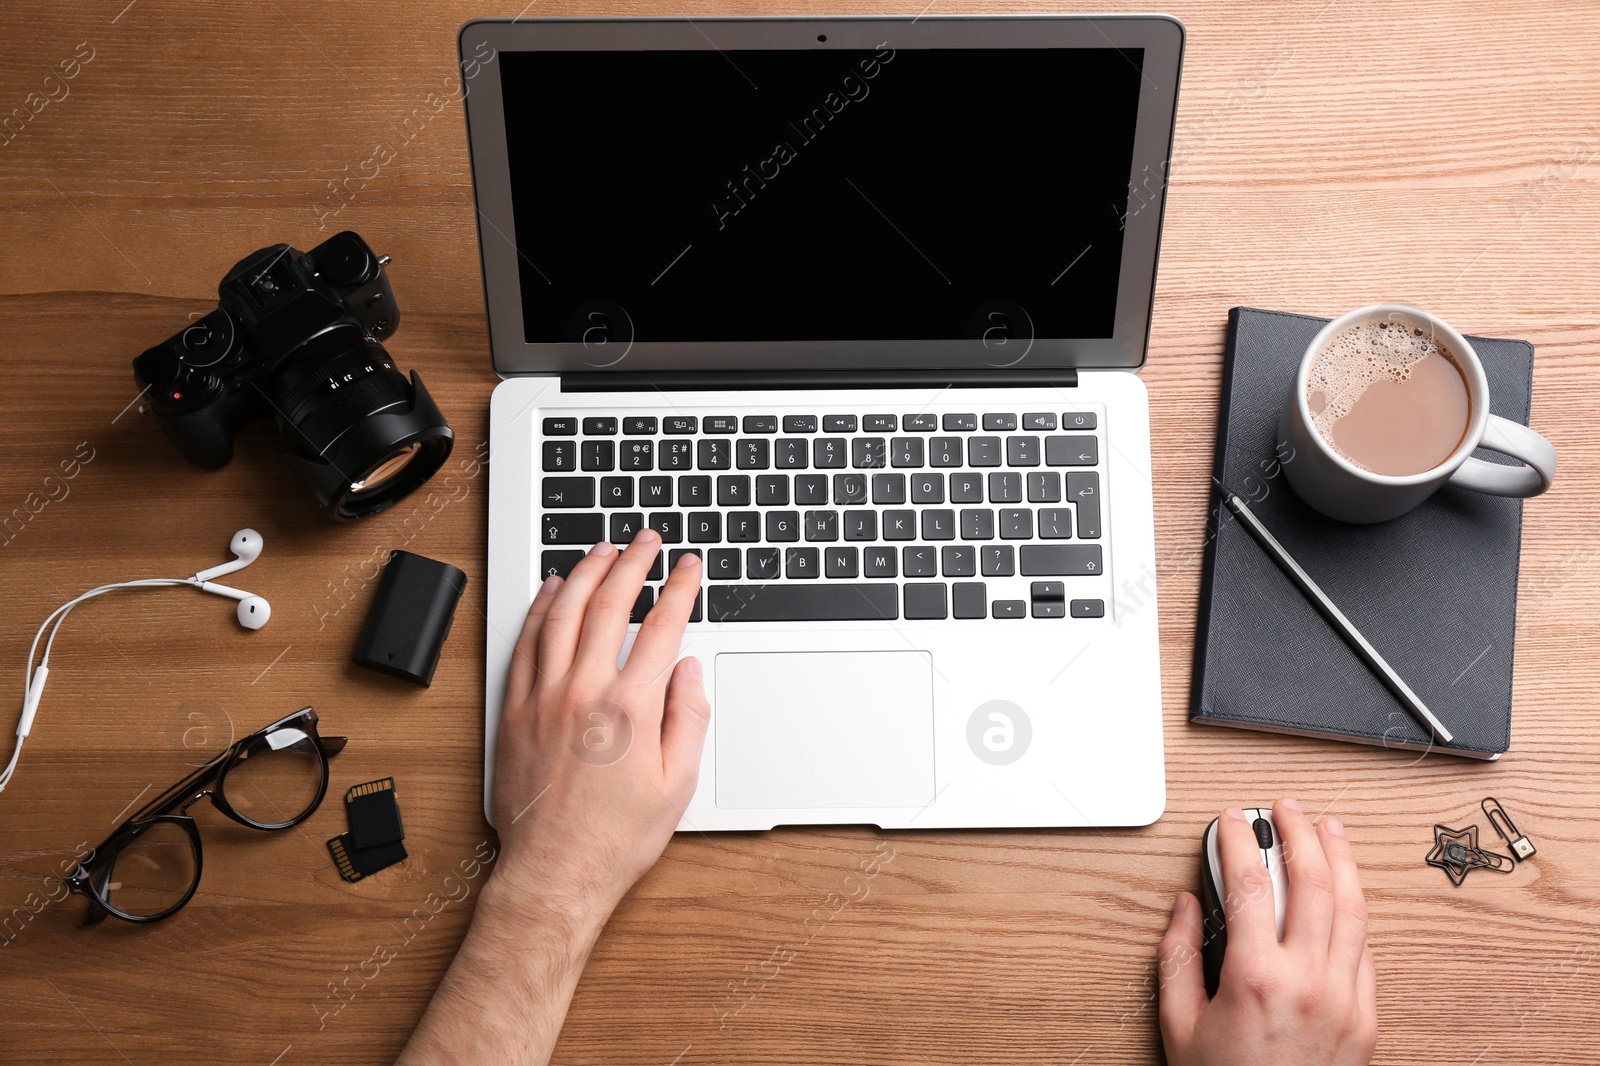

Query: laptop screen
[[498, 46, 1145, 347]]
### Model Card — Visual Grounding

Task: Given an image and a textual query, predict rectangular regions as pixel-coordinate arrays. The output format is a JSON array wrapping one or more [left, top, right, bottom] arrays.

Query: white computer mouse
[[1199, 807, 1288, 996]]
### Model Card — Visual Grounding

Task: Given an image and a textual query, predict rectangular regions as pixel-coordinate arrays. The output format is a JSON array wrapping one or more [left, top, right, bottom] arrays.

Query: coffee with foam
[[1306, 319, 1471, 476]]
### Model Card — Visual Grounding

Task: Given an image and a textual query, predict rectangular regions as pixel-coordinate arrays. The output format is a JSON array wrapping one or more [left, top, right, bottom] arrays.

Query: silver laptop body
[[463, 15, 1184, 830]]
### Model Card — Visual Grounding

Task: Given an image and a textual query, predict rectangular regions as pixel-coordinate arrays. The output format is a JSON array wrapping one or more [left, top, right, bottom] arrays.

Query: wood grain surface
[[2, 2, 1598, 1064]]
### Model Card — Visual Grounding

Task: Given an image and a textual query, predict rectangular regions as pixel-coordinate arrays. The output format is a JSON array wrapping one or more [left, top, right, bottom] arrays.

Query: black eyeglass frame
[[63, 706, 347, 924]]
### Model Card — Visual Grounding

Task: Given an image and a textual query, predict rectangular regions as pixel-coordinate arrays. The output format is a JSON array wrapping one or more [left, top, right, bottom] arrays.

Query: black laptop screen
[[499, 46, 1144, 345]]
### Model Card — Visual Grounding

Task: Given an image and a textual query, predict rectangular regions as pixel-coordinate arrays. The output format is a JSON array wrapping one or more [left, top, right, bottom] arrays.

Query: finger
[[1356, 945, 1377, 1029], [505, 575, 562, 707], [572, 529, 662, 677], [1275, 797, 1334, 953], [537, 541, 620, 682], [1318, 815, 1370, 978], [1157, 892, 1208, 1046], [623, 551, 703, 687], [660, 656, 712, 796], [1216, 807, 1278, 958]]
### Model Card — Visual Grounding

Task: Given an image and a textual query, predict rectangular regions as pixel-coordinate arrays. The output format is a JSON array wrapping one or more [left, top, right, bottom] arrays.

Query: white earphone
[[196, 528, 261, 579], [198, 582, 273, 629], [192, 529, 271, 628], [0, 529, 272, 795]]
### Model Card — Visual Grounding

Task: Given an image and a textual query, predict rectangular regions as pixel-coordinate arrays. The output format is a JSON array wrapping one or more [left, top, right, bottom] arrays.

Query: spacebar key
[[707, 584, 899, 622]]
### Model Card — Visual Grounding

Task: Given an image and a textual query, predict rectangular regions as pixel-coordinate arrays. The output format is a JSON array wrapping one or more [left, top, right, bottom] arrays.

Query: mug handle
[[1447, 415, 1557, 498]]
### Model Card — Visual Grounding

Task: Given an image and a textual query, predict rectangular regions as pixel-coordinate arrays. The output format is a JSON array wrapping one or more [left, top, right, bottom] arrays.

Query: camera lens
[[353, 442, 422, 492], [268, 323, 453, 520]]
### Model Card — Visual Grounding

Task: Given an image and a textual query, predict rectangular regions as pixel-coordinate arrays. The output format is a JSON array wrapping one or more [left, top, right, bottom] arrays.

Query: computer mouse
[[1199, 807, 1288, 997]]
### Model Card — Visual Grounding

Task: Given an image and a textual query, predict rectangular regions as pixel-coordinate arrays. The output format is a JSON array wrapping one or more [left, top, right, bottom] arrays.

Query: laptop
[[463, 15, 1183, 831]]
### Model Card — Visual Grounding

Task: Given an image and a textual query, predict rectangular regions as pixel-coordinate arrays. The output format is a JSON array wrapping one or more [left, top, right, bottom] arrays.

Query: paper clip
[[1482, 797, 1536, 861], [1426, 823, 1514, 886]]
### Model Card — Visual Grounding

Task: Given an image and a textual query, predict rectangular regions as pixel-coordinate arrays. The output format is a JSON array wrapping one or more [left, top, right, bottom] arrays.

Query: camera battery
[[352, 551, 467, 686]]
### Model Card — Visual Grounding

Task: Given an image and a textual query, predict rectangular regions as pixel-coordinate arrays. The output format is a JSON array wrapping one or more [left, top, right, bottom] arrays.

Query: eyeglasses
[[64, 707, 346, 924]]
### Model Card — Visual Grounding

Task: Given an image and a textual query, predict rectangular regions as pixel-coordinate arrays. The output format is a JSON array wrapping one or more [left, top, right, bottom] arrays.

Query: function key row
[[543, 412, 1097, 436], [543, 416, 698, 436], [543, 435, 1099, 473]]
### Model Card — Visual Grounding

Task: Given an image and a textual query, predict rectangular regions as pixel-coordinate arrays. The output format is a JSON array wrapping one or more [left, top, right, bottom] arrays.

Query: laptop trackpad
[[714, 651, 935, 810]]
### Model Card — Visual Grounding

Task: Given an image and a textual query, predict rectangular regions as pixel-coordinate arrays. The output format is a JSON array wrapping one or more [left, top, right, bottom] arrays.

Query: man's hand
[[1158, 799, 1378, 1066], [399, 531, 707, 1066], [490, 530, 710, 919]]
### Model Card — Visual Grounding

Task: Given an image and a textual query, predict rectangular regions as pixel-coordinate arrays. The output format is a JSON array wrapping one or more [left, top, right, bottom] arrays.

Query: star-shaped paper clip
[[1426, 823, 1514, 886]]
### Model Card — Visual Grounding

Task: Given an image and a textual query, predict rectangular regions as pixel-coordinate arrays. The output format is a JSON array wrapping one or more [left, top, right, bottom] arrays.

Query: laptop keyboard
[[536, 409, 1108, 623]]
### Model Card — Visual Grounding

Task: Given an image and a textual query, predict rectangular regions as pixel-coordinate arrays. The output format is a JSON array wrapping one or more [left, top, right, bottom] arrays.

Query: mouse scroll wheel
[[1252, 817, 1275, 850]]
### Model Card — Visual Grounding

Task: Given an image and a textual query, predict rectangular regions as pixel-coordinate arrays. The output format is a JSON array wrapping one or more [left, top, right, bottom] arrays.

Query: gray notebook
[[1191, 307, 1535, 758]]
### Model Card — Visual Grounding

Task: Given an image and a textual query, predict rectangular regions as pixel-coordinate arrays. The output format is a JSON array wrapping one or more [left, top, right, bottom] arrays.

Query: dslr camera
[[133, 231, 453, 520]]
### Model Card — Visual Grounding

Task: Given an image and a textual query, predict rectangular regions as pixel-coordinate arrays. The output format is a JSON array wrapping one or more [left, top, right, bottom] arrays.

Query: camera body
[[134, 231, 452, 520]]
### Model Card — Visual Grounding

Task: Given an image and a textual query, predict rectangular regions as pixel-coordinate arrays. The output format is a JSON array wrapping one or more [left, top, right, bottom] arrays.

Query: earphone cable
[[1, 578, 199, 795]]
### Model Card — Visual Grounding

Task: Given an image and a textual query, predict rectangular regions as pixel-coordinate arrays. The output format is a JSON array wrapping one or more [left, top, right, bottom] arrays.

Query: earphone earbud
[[238, 596, 270, 629], [193, 528, 263, 582], [191, 530, 270, 629], [197, 581, 273, 630]]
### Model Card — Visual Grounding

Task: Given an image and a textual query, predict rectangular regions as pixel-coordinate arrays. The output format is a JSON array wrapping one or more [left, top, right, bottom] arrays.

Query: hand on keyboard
[[489, 529, 709, 917]]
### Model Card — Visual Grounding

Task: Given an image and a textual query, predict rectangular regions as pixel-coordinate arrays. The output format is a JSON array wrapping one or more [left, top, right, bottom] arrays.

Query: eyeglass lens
[[99, 821, 197, 919], [220, 726, 325, 828]]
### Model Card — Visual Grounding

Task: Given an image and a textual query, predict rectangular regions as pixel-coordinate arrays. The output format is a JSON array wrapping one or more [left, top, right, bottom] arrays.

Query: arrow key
[[1030, 580, 1066, 619]]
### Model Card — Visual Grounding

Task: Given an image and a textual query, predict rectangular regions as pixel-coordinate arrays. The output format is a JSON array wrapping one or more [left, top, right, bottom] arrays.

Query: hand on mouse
[[488, 531, 711, 920], [1159, 799, 1378, 1066]]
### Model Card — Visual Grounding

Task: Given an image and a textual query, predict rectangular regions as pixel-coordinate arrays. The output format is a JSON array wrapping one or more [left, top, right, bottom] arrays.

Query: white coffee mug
[[1280, 303, 1557, 524]]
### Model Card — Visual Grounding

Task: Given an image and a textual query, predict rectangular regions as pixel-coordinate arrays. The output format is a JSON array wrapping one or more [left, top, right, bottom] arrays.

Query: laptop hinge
[[558, 368, 1079, 392]]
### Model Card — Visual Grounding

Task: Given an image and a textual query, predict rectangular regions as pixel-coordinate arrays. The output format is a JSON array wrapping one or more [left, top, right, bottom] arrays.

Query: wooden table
[[2, 2, 1597, 1063]]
